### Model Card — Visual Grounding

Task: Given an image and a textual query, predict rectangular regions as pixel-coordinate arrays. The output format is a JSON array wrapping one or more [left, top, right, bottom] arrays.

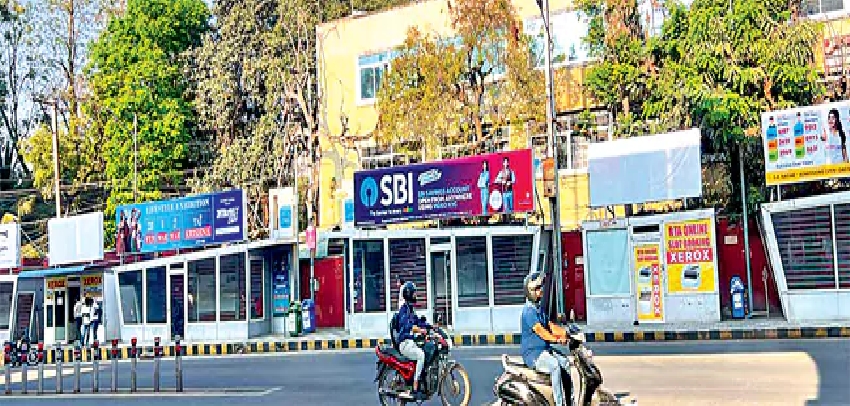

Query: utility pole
[[51, 100, 62, 218], [134, 112, 138, 203], [536, 0, 565, 318]]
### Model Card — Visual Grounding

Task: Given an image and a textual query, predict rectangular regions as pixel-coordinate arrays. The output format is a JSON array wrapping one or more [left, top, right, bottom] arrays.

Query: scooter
[[490, 324, 636, 406]]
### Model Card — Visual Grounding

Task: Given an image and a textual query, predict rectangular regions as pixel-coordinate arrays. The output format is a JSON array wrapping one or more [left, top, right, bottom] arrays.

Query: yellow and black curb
[[8, 326, 848, 366]]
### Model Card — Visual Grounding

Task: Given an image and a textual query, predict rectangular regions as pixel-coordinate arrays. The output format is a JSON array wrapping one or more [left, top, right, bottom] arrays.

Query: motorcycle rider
[[521, 271, 571, 406], [396, 281, 431, 401]]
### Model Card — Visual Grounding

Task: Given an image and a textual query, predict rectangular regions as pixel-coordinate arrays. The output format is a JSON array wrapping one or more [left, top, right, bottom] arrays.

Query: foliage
[[376, 0, 543, 161], [577, 0, 823, 216]]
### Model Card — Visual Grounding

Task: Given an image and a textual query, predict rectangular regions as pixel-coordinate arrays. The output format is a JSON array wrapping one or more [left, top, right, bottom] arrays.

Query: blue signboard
[[115, 189, 246, 254], [272, 253, 291, 316]]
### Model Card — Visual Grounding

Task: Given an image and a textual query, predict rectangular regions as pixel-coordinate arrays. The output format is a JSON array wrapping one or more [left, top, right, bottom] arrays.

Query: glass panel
[[431, 251, 452, 324], [456, 237, 489, 307], [170, 274, 185, 339], [773, 207, 836, 290], [220, 254, 247, 321], [822, 0, 844, 13], [389, 239, 427, 310], [586, 229, 631, 296], [0, 282, 13, 330], [360, 67, 376, 100], [250, 258, 264, 319], [493, 234, 534, 305], [146, 267, 167, 323], [353, 240, 386, 313], [119, 271, 143, 324], [188, 258, 216, 322]]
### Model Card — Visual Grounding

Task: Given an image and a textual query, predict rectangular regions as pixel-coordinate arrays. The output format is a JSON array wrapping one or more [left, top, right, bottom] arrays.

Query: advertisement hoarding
[[115, 189, 247, 254], [48, 212, 105, 266], [633, 243, 664, 323], [354, 149, 535, 226], [0, 223, 20, 269], [664, 218, 716, 293], [761, 101, 850, 186]]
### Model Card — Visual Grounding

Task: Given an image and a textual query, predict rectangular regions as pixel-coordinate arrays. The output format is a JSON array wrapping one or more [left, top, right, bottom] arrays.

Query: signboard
[[272, 254, 291, 316], [269, 187, 298, 240], [46, 277, 66, 290], [633, 243, 664, 323], [115, 189, 246, 254], [48, 212, 105, 266], [664, 218, 716, 293], [0, 223, 20, 269], [761, 101, 850, 186], [82, 273, 103, 298], [354, 149, 535, 226], [306, 226, 316, 251]]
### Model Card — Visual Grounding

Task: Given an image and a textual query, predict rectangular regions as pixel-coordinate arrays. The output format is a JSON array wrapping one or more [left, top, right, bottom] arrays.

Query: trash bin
[[287, 301, 303, 337], [302, 299, 316, 334], [730, 276, 746, 319]]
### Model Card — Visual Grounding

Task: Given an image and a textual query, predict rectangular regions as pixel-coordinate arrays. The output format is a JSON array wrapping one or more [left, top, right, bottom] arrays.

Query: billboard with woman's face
[[761, 101, 850, 186]]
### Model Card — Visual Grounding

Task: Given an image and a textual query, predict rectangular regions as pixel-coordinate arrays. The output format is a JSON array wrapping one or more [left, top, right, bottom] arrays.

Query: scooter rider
[[397, 282, 431, 401], [521, 271, 571, 406]]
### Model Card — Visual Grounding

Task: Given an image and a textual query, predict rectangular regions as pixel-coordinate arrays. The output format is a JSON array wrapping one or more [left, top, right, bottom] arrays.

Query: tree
[[578, 0, 823, 215], [376, 0, 543, 160], [86, 0, 209, 246]]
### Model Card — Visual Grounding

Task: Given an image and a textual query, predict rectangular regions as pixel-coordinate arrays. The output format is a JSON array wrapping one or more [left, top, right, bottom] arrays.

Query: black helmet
[[402, 282, 417, 305], [524, 271, 545, 303]]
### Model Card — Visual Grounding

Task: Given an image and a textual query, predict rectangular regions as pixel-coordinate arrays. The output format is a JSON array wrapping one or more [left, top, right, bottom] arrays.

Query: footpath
[[8, 318, 849, 365]]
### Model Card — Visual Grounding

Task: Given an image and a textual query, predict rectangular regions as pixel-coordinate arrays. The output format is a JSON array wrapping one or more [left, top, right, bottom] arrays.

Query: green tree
[[376, 0, 543, 161], [86, 0, 209, 246], [578, 0, 823, 215]]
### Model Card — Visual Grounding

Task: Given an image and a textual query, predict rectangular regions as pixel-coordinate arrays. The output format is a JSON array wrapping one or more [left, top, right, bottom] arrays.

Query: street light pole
[[51, 100, 62, 218], [537, 0, 565, 319], [133, 112, 138, 203]]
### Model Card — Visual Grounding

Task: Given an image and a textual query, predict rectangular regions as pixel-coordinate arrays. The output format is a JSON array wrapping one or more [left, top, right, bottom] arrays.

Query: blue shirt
[[397, 303, 429, 342], [520, 301, 550, 367]]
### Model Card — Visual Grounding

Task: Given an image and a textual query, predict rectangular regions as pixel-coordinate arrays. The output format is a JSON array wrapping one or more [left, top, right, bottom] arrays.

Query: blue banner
[[115, 189, 246, 254]]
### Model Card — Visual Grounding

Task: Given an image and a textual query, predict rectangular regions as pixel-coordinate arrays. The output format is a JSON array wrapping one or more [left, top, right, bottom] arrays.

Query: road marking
[[0, 387, 281, 399], [0, 366, 95, 385]]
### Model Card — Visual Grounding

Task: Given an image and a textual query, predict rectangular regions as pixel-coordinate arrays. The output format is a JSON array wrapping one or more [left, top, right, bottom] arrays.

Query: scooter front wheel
[[439, 363, 471, 406]]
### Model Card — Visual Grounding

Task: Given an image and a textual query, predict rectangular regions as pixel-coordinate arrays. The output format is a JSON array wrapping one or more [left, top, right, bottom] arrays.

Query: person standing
[[90, 299, 102, 344], [81, 298, 93, 346], [73, 299, 84, 344]]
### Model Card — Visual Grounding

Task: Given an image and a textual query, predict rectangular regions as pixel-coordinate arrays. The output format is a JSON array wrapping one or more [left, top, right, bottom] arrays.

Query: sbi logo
[[359, 173, 414, 208]]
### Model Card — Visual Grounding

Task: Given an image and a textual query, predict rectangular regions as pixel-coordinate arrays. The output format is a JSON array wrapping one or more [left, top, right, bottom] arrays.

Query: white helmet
[[524, 271, 545, 303]]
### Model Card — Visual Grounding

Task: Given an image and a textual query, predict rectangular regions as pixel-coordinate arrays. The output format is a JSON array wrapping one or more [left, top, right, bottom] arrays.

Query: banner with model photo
[[633, 243, 664, 323], [664, 218, 716, 293], [762, 101, 850, 186]]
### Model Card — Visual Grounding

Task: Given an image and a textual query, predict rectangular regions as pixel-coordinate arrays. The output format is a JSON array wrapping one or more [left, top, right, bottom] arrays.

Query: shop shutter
[[831, 203, 850, 288], [493, 234, 534, 305], [772, 206, 836, 290], [389, 239, 427, 310]]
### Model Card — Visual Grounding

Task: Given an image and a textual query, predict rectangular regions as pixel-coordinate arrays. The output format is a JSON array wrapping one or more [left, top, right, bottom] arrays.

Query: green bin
[[287, 301, 303, 337]]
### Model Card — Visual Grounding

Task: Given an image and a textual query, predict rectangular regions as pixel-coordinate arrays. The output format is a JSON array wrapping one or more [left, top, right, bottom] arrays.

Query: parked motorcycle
[[375, 323, 471, 405], [490, 324, 636, 406]]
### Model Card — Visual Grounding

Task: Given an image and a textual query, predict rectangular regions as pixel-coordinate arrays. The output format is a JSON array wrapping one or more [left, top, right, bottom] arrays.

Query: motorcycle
[[490, 323, 636, 406], [375, 323, 471, 405]]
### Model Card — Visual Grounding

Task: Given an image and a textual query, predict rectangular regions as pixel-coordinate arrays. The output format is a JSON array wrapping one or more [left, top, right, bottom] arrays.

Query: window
[[358, 52, 391, 102], [586, 229, 631, 296], [0, 282, 13, 330], [456, 237, 490, 307], [774, 207, 837, 290], [804, 0, 846, 16], [493, 234, 534, 305], [220, 254, 247, 321], [146, 267, 167, 323], [188, 258, 216, 322], [119, 271, 143, 324], [250, 257, 264, 319], [389, 239, 427, 310], [525, 11, 591, 69], [354, 240, 386, 312]]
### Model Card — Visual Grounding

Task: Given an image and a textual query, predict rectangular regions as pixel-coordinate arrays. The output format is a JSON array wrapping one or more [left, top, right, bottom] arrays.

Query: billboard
[[0, 223, 20, 269], [115, 189, 247, 254], [588, 128, 702, 207], [664, 218, 716, 293], [48, 212, 105, 266], [354, 149, 535, 226], [761, 101, 850, 186]]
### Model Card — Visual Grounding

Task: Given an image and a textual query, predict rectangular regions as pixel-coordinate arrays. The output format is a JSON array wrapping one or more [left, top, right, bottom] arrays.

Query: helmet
[[401, 282, 417, 305], [524, 271, 545, 303]]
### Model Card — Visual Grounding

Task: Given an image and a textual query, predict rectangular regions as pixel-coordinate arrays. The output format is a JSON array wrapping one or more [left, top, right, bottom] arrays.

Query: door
[[430, 250, 453, 326], [66, 286, 81, 344], [170, 274, 185, 340], [314, 257, 345, 328], [562, 231, 587, 321]]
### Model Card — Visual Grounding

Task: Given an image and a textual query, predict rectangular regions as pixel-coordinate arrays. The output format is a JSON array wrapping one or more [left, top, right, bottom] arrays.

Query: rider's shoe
[[411, 388, 427, 401]]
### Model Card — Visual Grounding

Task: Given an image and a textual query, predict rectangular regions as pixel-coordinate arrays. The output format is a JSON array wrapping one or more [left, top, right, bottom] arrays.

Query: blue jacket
[[397, 303, 430, 342]]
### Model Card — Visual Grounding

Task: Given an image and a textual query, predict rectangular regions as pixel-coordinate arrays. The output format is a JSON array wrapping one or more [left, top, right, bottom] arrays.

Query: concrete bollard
[[130, 337, 138, 393], [73, 344, 81, 394], [110, 339, 119, 393], [37, 342, 44, 394], [175, 337, 183, 392], [20, 348, 28, 395], [153, 337, 161, 393], [92, 341, 100, 393], [3, 342, 11, 395], [55, 346, 64, 394]]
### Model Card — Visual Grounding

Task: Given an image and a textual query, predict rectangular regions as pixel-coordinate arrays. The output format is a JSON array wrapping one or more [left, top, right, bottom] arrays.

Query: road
[[0, 339, 847, 405]]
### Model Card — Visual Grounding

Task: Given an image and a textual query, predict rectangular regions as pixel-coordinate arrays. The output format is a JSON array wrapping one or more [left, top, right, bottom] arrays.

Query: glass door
[[430, 250, 453, 326], [169, 267, 186, 340]]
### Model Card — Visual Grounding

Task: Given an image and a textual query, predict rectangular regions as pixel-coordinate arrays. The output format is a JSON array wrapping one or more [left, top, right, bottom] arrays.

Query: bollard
[[37, 342, 44, 394], [153, 337, 161, 393], [73, 344, 81, 393], [130, 337, 137, 393], [20, 348, 28, 395], [3, 342, 11, 395], [92, 341, 100, 393], [175, 337, 183, 392], [55, 346, 64, 394], [110, 339, 118, 393]]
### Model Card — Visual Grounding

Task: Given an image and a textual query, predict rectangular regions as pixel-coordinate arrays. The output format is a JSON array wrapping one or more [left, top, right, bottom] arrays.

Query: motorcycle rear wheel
[[377, 368, 409, 406], [439, 363, 471, 406]]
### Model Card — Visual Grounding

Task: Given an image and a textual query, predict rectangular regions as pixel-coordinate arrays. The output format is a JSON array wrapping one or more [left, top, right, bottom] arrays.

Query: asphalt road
[[0, 339, 848, 406]]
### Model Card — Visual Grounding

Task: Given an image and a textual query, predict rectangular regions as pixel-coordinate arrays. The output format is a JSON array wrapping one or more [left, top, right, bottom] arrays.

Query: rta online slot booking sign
[[664, 218, 716, 293], [762, 101, 850, 186], [353, 149, 535, 226]]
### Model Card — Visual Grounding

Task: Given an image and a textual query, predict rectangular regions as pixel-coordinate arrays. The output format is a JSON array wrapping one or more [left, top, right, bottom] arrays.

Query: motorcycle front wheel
[[377, 367, 408, 406], [439, 363, 471, 406]]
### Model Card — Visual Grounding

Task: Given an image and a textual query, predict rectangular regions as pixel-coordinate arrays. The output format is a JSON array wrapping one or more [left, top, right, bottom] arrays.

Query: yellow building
[[316, 0, 637, 231]]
